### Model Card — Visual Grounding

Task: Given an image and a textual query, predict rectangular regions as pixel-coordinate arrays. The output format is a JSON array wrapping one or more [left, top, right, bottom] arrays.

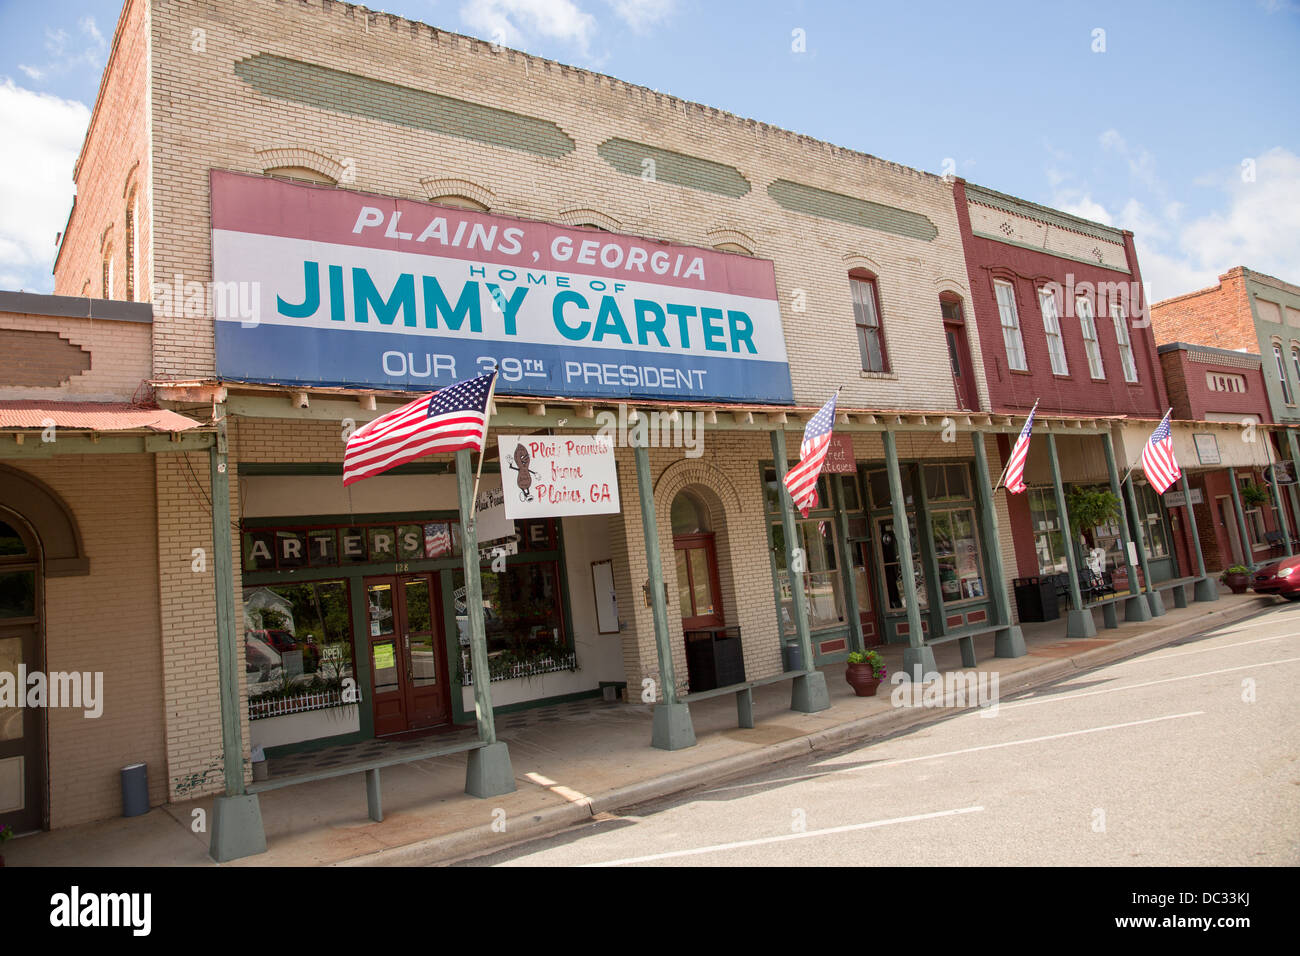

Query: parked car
[[1251, 556, 1300, 600]]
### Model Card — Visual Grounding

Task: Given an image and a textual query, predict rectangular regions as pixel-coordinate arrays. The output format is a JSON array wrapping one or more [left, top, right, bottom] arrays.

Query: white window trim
[[995, 280, 1028, 372], [1039, 288, 1069, 375], [1111, 304, 1138, 383], [1077, 296, 1105, 379]]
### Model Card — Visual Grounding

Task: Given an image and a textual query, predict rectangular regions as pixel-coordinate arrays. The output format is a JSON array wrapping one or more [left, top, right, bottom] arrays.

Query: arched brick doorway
[[0, 508, 45, 833]]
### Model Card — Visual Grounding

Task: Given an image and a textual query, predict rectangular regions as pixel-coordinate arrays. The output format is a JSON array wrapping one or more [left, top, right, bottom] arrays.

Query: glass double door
[[364, 573, 452, 736]]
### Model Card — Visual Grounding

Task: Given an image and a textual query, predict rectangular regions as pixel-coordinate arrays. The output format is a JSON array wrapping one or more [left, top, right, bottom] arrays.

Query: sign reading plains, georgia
[[498, 434, 620, 519], [210, 171, 793, 403]]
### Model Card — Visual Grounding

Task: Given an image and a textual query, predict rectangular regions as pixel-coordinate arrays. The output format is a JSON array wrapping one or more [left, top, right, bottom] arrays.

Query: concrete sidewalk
[[7, 591, 1275, 867]]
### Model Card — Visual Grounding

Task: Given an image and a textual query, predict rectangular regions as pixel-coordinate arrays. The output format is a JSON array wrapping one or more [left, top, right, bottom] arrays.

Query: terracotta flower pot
[[845, 662, 882, 697], [1224, 572, 1250, 595]]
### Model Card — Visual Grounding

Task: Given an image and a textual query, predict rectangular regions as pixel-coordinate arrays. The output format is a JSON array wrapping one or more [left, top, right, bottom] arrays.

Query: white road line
[[1108, 633, 1288, 667], [999, 657, 1300, 711], [581, 806, 985, 867], [704, 710, 1204, 795]]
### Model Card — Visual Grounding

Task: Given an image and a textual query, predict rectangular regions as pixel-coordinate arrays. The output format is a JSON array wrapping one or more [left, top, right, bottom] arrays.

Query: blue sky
[[1, 0, 1298, 299]]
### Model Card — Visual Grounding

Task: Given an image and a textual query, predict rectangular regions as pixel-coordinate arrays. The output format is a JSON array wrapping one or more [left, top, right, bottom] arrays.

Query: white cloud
[[0, 80, 88, 292], [1136, 147, 1300, 303], [16, 16, 108, 85], [603, 0, 675, 32], [460, 0, 599, 54], [1051, 189, 1113, 226]]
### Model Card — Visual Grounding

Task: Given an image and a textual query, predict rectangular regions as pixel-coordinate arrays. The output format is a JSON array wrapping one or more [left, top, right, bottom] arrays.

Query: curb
[[335, 595, 1276, 867]]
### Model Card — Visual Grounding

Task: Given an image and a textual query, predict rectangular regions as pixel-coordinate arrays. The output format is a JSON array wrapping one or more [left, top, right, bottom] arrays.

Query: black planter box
[[1013, 576, 1060, 623], [684, 626, 745, 692]]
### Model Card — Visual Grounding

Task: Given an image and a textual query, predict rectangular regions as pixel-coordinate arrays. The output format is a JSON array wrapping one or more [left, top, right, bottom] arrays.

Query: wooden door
[[945, 322, 978, 411], [364, 573, 451, 736], [673, 533, 723, 630], [0, 514, 44, 833]]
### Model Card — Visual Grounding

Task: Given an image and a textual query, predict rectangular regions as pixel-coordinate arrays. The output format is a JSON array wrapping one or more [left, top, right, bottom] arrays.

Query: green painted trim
[[350, 577, 375, 741], [210, 422, 245, 797], [0, 432, 214, 459], [596, 138, 751, 198], [771, 430, 815, 669], [829, 477, 864, 653], [970, 230, 1131, 274], [240, 509, 459, 528], [1227, 466, 1255, 571], [1179, 472, 1209, 576], [768, 179, 938, 242], [882, 431, 925, 649], [1124, 476, 1158, 597], [634, 441, 679, 700], [1101, 432, 1143, 588], [971, 433, 1012, 629], [965, 182, 1128, 244], [234, 54, 575, 158], [457, 448, 498, 743], [236, 461, 484, 476], [1046, 432, 1084, 611], [914, 458, 946, 636]]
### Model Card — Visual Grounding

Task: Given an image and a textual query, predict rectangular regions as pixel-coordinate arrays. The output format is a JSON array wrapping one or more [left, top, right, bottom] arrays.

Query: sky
[[1, 0, 1297, 300]]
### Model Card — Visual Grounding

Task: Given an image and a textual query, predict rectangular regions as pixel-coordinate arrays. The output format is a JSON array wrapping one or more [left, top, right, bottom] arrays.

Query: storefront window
[[931, 508, 985, 602], [453, 561, 566, 659], [764, 467, 829, 514], [242, 519, 462, 572], [772, 519, 846, 633], [243, 580, 354, 700], [876, 514, 927, 612], [864, 464, 917, 511], [1028, 487, 1068, 575], [1133, 484, 1171, 559]]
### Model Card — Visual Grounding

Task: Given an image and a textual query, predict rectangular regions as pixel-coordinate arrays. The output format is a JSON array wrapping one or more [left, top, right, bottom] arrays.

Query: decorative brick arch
[[706, 227, 758, 255], [419, 176, 495, 210], [557, 207, 622, 232], [653, 458, 745, 517], [252, 146, 345, 183], [842, 252, 884, 276], [933, 276, 971, 299], [0, 464, 88, 576]]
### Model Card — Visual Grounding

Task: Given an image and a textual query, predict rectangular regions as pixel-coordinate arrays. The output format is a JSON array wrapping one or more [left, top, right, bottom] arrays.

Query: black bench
[[248, 738, 486, 822], [680, 670, 808, 728]]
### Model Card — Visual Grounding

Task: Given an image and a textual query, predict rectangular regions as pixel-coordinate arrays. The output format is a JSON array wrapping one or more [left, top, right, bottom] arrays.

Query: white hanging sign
[[497, 434, 620, 518]]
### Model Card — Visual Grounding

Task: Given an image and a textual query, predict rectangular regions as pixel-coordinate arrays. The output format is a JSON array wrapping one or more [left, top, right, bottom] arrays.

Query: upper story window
[[1077, 296, 1105, 379], [849, 274, 889, 373], [124, 194, 139, 302], [1207, 372, 1246, 393], [431, 194, 489, 212], [102, 252, 114, 300], [1275, 344, 1294, 404], [1111, 304, 1138, 383], [1291, 346, 1300, 387], [1038, 287, 1069, 375], [993, 280, 1027, 371]]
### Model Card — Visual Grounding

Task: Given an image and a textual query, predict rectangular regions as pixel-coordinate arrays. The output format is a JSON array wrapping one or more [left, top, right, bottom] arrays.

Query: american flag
[[1141, 410, 1181, 494], [783, 391, 839, 517], [1002, 400, 1038, 495], [423, 522, 453, 558], [343, 370, 496, 486]]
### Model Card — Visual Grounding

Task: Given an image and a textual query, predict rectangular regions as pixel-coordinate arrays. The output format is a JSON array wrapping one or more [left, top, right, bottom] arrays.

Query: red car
[[1251, 556, 1300, 600]]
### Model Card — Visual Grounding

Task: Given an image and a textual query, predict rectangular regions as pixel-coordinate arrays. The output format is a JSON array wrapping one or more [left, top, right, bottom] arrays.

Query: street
[[460, 602, 1300, 866]]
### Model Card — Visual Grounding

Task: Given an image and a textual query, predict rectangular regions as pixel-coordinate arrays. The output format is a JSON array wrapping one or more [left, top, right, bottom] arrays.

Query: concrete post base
[[1194, 578, 1219, 603], [902, 645, 937, 678], [209, 793, 267, 863], [651, 701, 696, 750], [994, 625, 1026, 658], [465, 741, 516, 798], [790, 671, 830, 713], [1146, 590, 1167, 617], [1124, 595, 1153, 622], [1066, 608, 1097, 639]]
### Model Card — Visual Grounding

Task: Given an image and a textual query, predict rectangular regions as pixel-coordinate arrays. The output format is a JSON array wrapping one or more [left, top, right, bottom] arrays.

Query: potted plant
[[845, 649, 887, 697], [0, 823, 13, 866], [1241, 483, 1268, 508], [1220, 565, 1252, 594]]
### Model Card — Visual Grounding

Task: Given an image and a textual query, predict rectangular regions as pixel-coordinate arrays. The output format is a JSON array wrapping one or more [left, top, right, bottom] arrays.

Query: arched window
[[671, 491, 711, 535], [264, 165, 336, 185], [124, 191, 137, 301], [1275, 343, 1294, 404], [102, 250, 114, 299]]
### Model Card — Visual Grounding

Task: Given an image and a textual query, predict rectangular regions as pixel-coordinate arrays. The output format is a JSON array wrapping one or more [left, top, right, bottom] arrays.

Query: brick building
[[5, 0, 1240, 855]]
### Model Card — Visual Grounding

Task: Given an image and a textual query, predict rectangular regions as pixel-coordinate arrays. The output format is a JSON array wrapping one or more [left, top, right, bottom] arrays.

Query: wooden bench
[[681, 670, 807, 729], [925, 623, 1002, 667], [1083, 591, 1130, 629], [248, 738, 486, 823], [1150, 576, 1202, 609]]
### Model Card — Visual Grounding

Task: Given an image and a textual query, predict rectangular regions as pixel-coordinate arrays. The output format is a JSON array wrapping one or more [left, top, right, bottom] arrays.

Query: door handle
[[404, 633, 411, 680]]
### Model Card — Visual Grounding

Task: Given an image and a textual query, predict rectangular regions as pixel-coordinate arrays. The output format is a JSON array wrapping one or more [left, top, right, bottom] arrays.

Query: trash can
[[782, 640, 803, 673], [1013, 576, 1059, 623], [121, 763, 149, 818]]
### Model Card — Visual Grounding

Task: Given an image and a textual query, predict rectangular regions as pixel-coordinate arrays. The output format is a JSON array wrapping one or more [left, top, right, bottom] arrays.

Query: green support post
[[1227, 467, 1255, 570], [830, 477, 865, 654], [1047, 431, 1096, 638], [915, 459, 946, 639], [1102, 432, 1151, 623], [971, 432, 1025, 657], [1124, 476, 1165, 617], [1267, 454, 1294, 558], [883, 430, 936, 678], [771, 429, 830, 713], [634, 441, 696, 749], [1180, 473, 1218, 602], [1287, 431, 1300, 546], [457, 449, 516, 795], [207, 418, 267, 863]]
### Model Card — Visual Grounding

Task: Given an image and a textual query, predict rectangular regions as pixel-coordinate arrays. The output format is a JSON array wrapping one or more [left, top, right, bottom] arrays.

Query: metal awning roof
[[0, 401, 205, 433]]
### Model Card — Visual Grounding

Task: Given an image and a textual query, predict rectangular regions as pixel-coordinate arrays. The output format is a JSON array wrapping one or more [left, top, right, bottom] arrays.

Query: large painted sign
[[210, 171, 793, 403], [498, 434, 620, 518]]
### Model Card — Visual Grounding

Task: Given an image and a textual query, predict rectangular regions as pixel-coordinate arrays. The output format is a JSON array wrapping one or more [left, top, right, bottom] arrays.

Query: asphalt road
[[459, 602, 1300, 866]]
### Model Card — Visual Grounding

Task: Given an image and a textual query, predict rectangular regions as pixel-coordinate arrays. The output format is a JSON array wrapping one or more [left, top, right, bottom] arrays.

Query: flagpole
[[469, 368, 499, 517]]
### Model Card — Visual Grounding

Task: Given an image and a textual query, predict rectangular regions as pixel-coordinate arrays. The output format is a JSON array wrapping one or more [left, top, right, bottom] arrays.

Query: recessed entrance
[[364, 573, 452, 736], [0, 511, 44, 833]]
